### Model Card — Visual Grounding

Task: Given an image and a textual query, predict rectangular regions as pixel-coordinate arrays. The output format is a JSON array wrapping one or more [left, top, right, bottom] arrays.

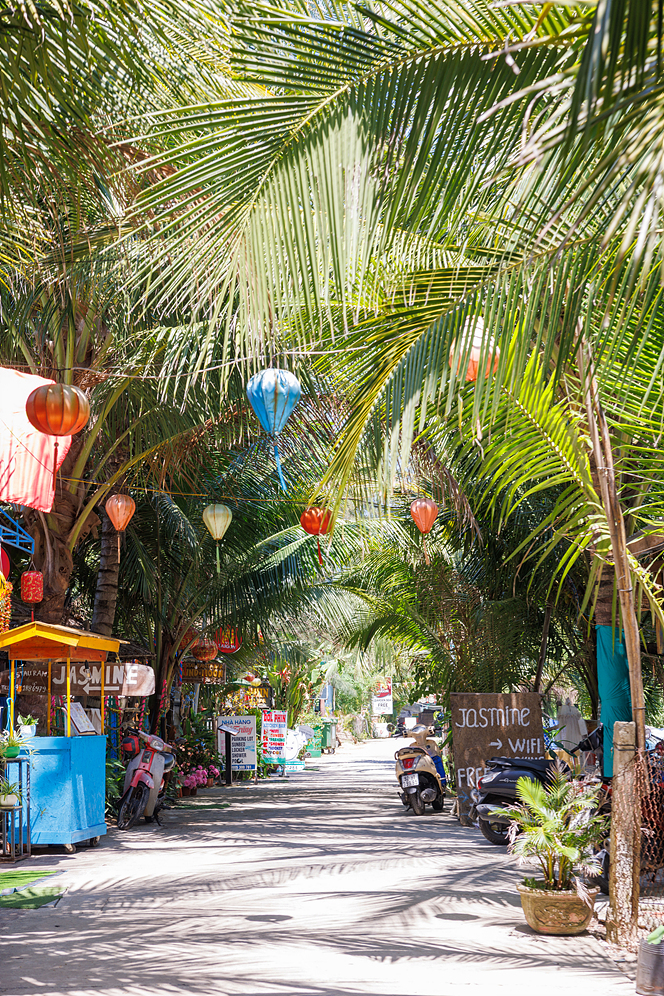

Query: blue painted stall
[[23, 736, 106, 846]]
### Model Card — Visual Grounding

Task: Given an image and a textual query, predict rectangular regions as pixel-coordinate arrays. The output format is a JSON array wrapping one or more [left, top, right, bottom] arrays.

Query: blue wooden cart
[[0, 622, 122, 851]]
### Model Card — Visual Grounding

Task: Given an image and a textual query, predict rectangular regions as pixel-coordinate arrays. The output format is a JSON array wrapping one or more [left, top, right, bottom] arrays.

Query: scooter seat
[[161, 752, 176, 772]]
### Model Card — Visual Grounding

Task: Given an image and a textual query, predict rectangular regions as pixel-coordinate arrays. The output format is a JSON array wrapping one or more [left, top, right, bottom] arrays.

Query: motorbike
[[395, 724, 447, 815], [468, 726, 604, 845], [117, 728, 176, 830]]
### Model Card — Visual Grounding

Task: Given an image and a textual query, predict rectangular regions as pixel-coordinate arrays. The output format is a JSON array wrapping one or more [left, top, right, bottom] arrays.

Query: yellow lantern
[[202, 504, 232, 573]]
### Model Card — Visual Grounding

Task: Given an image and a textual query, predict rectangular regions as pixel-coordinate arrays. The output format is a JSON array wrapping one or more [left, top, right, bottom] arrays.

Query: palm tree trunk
[[91, 509, 120, 636]]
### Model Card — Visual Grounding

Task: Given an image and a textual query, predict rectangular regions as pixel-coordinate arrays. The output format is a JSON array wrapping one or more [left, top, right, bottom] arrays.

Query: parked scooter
[[468, 726, 603, 844], [117, 729, 176, 829], [395, 724, 446, 815]]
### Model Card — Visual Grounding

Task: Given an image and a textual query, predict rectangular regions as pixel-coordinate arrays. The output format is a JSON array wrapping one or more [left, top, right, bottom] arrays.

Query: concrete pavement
[[0, 738, 633, 995]]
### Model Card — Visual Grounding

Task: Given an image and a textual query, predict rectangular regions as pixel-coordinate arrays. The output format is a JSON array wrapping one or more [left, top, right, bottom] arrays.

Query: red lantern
[[105, 494, 136, 563], [25, 383, 90, 486], [448, 317, 499, 383], [214, 627, 242, 654], [21, 570, 43, 622], [300, 507, 333, 565], [192, 637, 217, 661], [410, 498, 439, 565]]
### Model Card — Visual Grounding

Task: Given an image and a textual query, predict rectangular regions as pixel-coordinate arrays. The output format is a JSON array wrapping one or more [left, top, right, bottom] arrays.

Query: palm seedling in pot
[[494, 764, 608, 935], [0, 777, 21, 808]]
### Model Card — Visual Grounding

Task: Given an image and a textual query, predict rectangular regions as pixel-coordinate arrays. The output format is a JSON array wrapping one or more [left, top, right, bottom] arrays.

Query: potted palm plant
[[0, 777, 21, 808], [495, 765, 607, 935]]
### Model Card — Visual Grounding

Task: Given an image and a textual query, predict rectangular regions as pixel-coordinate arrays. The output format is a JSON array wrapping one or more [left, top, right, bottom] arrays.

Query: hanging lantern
[[105, 494, 136, 563], [26, 383, 90, 486], [21, 570, 43, 622], [0, 580, 13, 633], [300, 507, 333, 566], [0, 548, 10, 579], [449, 317, 500, 383], [202, 504, 232, 574], [192, 636, 217, 661], [215, 626, 242, 654], [410, 498, 439, 566], [246, 368, 301, 491]]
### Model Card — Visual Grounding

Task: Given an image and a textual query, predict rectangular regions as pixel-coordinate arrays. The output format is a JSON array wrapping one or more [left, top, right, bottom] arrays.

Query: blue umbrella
[[246, 368, 302, 491]]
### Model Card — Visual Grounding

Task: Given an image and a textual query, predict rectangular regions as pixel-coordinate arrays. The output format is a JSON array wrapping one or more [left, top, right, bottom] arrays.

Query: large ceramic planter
[[516, 882, 599, 935], [637, 939, 664, 995], [0, 793, 20, 808]]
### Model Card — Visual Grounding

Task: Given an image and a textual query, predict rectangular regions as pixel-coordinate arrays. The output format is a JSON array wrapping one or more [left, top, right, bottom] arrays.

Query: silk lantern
[[25, 383, 90, 486], [410, 498, 438, 565], [202, 504, 232, 574], [449, 316, 499, 383], [246, 368, 301, 491], [192, 636, 217, 661], [300, 507, 332, 566], [106, 494, 136, 563], [21, 570, 43, 622]]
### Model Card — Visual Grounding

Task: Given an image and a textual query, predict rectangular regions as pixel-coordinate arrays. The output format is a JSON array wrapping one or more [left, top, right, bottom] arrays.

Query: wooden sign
[[0, 660, 155, 696], [450, 692, 545, 808], [182, 661, 226, 684]]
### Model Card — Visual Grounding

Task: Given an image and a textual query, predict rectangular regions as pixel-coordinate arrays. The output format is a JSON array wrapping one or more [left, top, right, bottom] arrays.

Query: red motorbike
[[117, 729, 176, 830]]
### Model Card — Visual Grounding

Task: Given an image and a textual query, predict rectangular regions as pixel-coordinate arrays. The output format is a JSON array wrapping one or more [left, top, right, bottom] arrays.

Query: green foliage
[[495, 766, 607, 892], [105, 759, 125, 816], [0, 777, 21, 801]]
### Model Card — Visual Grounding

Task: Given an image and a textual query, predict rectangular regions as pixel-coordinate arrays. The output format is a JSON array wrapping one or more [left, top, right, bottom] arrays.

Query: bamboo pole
[[579, 337, 646, 754], [47, 660, 52, 735], [66, 652, 71, 738], [9, 658, 13, 728], [607, 721, 638, 947], [101, 658, 105, 734]]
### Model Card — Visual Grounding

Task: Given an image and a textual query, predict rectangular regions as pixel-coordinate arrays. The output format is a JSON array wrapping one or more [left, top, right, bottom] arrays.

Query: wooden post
[[47, 660, 52, 735], [8, 657, 13, 728], [66, 652, 71, 738], [607, 721, 639, 946]]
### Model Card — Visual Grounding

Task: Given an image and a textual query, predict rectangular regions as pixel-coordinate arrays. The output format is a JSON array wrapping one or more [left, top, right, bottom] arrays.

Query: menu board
[[261, 710, 288, 763], [216, 715, 257, 771]]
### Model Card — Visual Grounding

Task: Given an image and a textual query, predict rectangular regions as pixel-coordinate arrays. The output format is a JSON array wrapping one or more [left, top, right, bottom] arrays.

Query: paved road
[[1, 739, 632, 996]]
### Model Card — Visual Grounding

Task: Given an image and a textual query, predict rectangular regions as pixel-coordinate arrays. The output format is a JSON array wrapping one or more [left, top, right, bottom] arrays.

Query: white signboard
[[372, 679, 393, 715], [217, 715, 257, 771], [261, 709, 288, 763]]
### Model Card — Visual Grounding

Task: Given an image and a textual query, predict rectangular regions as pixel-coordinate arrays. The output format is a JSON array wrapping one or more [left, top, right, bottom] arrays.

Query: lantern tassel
[[423, 536, 430, 566], [274, 441, 287, 492], [216, 543, 220, 575], [117, 533, 121, 565], [317, 536, 323, 566], [53, 439, 59, 489]]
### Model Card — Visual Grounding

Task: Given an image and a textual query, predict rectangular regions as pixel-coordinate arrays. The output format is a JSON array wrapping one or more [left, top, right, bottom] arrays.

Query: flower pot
[[0, 794, 19, 808], [18, 724, 36, 739], [181, 786, 191, 797], [637, 939, 664, 995], [2, 745, 20, 759], [516, 882, 599, 935], [207, 778, 215, 787], [190, 787, 197, 796]]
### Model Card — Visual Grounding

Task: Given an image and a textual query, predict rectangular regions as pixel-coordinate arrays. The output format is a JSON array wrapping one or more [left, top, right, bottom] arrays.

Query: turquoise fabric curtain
[[596, 625, 632, 776]]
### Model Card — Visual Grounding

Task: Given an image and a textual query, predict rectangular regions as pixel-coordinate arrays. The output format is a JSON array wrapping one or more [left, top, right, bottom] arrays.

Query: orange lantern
[[410, 498, 439, 565], [192, 637, 217, 661], [300, 507, 333, 565], [26, 383, 90, 485], [105, 494, 136, 562], [449, 317, 499, 383]]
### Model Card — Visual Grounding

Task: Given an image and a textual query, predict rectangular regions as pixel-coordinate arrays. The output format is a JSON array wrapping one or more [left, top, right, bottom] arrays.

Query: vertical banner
[[217, 715, 257, 771], [261, 709, 288, 763], [372, 679, 393, 715]]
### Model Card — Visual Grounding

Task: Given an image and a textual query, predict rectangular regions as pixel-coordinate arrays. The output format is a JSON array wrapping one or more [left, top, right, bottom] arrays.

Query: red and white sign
[[214, 627, 241, 654], [372, 679, 393, 715], [261, 709, 288, 763]]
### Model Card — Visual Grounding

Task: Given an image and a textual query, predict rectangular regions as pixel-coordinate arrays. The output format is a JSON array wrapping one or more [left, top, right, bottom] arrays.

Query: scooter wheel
[[432, 794, 445, 812], [478, 818, 509, 845], [410, 791, 426, 815], [117, 783, 149, 830]]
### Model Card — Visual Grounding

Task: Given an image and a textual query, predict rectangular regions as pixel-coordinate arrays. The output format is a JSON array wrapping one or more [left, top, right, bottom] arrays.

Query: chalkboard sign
[[450, 692, 545, 808]]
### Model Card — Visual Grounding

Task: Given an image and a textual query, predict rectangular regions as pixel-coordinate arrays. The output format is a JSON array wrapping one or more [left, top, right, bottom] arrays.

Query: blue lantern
[[246, 368, 301, 491]]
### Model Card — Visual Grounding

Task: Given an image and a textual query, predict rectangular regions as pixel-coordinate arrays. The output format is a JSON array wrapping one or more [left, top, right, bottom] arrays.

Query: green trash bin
[[307, 726, 323, 758], [320, 720, 337, 753]]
